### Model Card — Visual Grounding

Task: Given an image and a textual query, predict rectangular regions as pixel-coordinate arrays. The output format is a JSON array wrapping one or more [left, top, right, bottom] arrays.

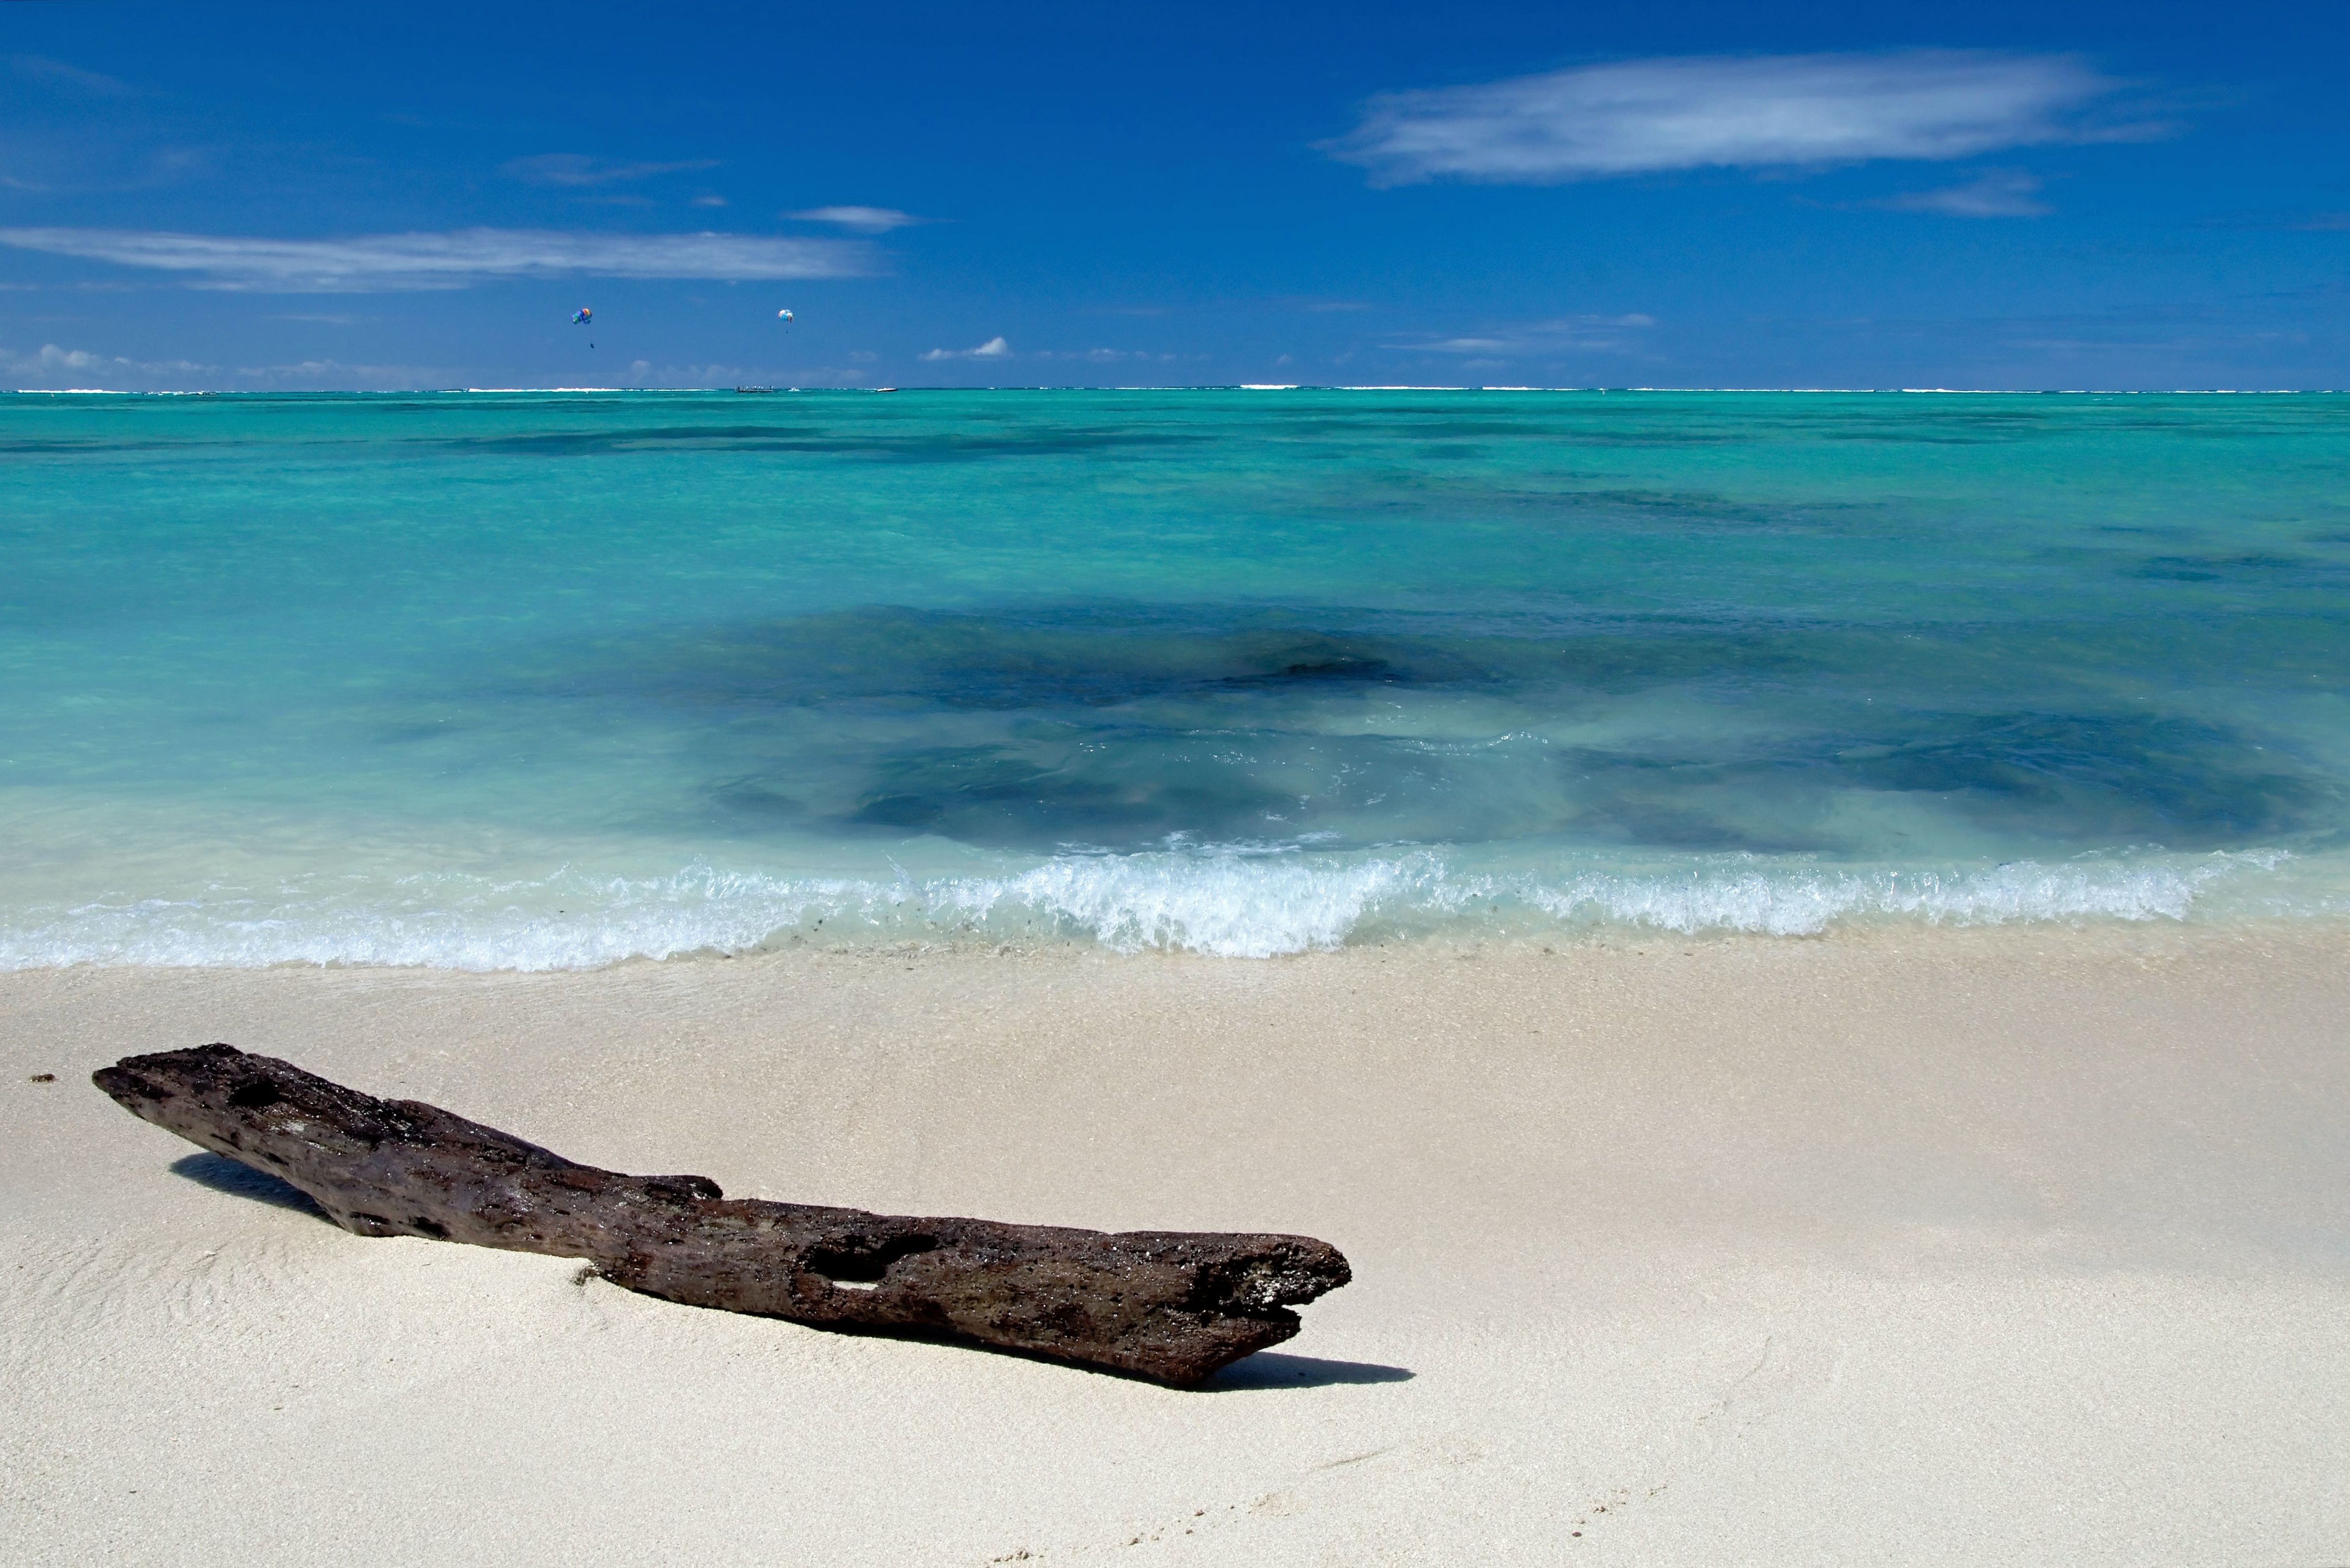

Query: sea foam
[[0, 847, 2308, 972]]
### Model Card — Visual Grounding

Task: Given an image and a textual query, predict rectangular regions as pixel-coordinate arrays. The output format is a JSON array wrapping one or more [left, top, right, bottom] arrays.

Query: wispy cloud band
[[0, 227, 877, 291], [790, 205, 926, 233], [1874, 169, 2053, 218], [1326, 51, 2142, 185], [502, 154, 719, 186], [6, 54, 135, 97], [1385, 314, 1656, 356], [919, 336, 1011, 361]]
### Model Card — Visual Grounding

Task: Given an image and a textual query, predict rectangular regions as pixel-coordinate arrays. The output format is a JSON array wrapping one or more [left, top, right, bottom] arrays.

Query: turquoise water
[[3, 388, 2347, 965]]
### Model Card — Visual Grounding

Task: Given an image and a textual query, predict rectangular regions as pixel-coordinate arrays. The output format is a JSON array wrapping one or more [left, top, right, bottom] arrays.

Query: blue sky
[[2, 0, 2346, 389]]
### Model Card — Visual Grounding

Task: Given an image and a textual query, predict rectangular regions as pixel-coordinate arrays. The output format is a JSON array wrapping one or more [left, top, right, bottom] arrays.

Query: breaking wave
[[0, 844, 2318, 970]]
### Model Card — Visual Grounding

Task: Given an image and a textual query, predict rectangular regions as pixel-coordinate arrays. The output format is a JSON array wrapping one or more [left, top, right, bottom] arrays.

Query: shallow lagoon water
[[3, 388, 2346, 964]]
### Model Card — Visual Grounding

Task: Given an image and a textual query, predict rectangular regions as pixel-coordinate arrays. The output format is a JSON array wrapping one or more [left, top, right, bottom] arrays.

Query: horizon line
[[8, 384, 2343, 397]]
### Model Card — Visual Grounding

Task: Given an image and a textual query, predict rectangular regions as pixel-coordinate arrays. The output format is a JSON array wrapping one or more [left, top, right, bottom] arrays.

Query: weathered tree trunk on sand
[[93, 1044, 1350, 1387]]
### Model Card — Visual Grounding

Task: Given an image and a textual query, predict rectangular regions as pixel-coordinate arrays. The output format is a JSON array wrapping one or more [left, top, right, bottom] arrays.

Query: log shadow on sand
[[170, 1151, 331, 1219], [1205, 1352, 1415, 1390]]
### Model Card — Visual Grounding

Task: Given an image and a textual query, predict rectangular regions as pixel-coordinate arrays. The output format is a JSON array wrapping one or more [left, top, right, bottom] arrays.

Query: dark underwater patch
[[1827, 712, 2334, 844], [1791, 405, 2060, 444], [828, 726, 1553, 850], [1547, 711, 2334, 853], [844, 740, 1303, 846], [431, 424, 1207, 461], [0, 438, 225, 454], [1306, 474, 1880, 536], [545, 607, 1488, 713], [1495, 486, 1852, 532], [2133, 552, 2318, 581], [1261, 411, 1757, 447], [496, 604, 2346, 856], [1271, 416, 1591, 440]]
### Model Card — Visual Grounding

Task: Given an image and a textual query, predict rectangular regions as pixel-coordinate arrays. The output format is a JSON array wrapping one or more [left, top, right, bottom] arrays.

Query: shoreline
[[6, 923, 2347, 1563], [1, 857, 2334, 967]]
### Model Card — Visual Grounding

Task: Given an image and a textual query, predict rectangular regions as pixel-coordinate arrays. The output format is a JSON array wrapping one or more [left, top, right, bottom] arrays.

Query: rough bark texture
[[93, 1044, 1350, 1386]]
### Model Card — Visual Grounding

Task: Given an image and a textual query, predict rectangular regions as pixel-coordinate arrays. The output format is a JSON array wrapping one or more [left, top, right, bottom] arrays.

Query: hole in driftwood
[[807, 1234, 939, 1290]]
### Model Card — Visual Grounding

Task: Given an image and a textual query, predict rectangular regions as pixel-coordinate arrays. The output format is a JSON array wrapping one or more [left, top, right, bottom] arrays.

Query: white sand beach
[[4, 925, 2347, 1565]]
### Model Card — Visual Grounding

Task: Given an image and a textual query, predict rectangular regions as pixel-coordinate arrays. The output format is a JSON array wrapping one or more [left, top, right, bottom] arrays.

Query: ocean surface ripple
[[4, 388, 2346, 964]]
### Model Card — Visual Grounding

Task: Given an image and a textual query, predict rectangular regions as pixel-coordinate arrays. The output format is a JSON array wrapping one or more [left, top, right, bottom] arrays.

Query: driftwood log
[[93, 1044, 1350, 1386]]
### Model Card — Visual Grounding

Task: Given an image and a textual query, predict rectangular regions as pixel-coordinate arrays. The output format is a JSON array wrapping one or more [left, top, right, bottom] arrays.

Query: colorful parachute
[[777, 308, 794, 326], [571, 307, 592, 325]]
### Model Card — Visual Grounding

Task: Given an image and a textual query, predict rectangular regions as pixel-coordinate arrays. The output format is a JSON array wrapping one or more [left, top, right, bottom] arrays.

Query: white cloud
[[1, 342, 219, 384], [1386, 314, 1656, 355], [1030, 348, 1200, 364], [790, 205, 925, 233], [1325, 51, 2140, 185], [503, 154, 720, 187], [0, 227, 878, 291], [629, 360, 872, 389], [919, 336, 1011, 361], [8, 343, 116, 372], [7, 55, 135, 97], [691, 195, 727, 207], [1874, 168, 2053, 217], [226, 359, 441, 386]]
